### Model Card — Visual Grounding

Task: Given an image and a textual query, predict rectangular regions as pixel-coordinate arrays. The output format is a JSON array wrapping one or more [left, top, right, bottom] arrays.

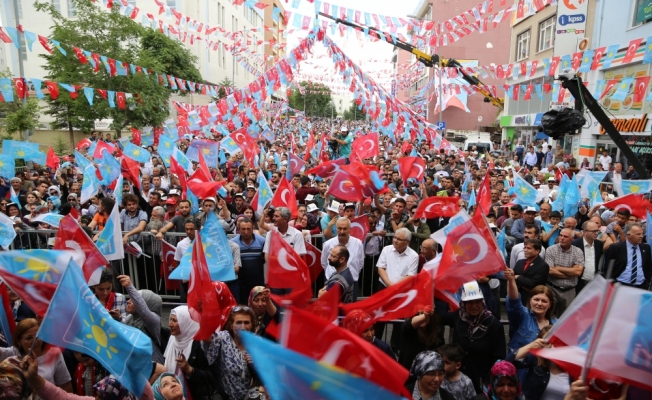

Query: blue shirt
[[618, 241, 644, 285], [338, 133, 353, 157], [231, 234, 266, 285], [320, 214, 337, 236], [511, 218, 541, 241], [506, 295, 556, 354]]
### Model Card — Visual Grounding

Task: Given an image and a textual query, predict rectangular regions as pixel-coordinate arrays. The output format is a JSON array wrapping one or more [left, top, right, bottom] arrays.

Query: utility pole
[[12, 0, 28, 141]]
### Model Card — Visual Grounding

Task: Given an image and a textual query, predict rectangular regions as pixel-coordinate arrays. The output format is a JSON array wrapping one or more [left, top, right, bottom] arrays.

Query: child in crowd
[[438, 343, 476, 400]]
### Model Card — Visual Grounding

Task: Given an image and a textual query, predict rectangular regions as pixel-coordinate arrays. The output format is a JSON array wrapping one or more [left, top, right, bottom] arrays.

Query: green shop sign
[[637, 1, 652, 24]]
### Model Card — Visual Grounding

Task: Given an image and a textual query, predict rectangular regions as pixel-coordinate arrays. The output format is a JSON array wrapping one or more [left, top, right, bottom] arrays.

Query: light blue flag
[[114, 175, 124, 206], [578, 50, 594, 73], [240, 332, 402, 400], [4, 27, 19, 49], [24, 30, 37, 51], [36, 264, 152, 397], [588, 171, 608, 182], [2, 140, 39, 159], [30, 78, 44, 99], [219, 137, 240, 155], [95, 203, 125, 261], [580, 174, 603, 207], [9, 186, 19, 206], [461, 173, 471, 193], [80, 163, 100, 204], [83, 87, 94, 106], [563, 174, 581, 219], [107, 91, 116, 108], [647, 212, 652, 244], [98, 150, 121, 185], [172, 146, 193, 175], [621, 180, 652, 195], [0, 79, 13, 102], [611, 78, 634, 102], [169, 213, 236, 281], [0, 154, 15, 178], [74, 149, 92, 171], [31, 213, 64, 227], [468, 189, 476, 209], [602, 44, 620, 69], [496, 228, 507, 259], [540, 220, 560, 247], [0, 297, 12, 345], [0, 250, 73, 283], [122, 142, 150, 163], [508, 173, 538, 206], [157, 134, 176, 167], [257, 171, 273, 210], [0, 213, 17, 249], [185, 140, 218, 167], [552, 174, 569, 212], [140, 127, 154, 147], [644, 37, 652, 64], [186, 185, 199, 214]]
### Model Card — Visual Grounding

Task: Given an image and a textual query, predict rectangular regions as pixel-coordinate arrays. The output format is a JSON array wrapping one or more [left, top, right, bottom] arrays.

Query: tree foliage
[[0, 70, 41, 140], [342, 101, 366, 121], [288, 81, 334, 117], [34, 0, 202, 136], [213, 77, 234, 100]]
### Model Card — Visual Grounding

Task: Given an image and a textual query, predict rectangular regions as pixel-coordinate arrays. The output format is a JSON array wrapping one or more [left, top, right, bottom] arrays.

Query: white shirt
[[581, 238, 596, 281], [174, 237, 192, 262], [523, 152, 538, 166], [376, 245, 419, 286], [599, 155, 612, 170], [321, 236, 364, 281], [263, 226, 306, 255], [510, 242, 546, 269]]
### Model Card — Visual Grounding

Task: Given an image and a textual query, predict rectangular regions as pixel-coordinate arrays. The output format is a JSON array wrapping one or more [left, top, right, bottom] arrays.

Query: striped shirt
[[544, 243, 584, 289]]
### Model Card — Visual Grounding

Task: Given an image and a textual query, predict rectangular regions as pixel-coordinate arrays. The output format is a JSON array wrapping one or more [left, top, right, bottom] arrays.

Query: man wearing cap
[[511, 206, 541, 244], [321, 218, 364, 300], [322, 200, 341, 240], [233, 193, 249, 215], [329, 126, 353, 159], [163, 197, 178, 221], [197, 197, 235, 233], [245, 185, 256, 204]]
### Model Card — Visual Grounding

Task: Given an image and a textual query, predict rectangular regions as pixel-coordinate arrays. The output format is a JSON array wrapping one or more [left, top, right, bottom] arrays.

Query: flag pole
[[280, 300, 292, 347], [579, 260, 615, 383]]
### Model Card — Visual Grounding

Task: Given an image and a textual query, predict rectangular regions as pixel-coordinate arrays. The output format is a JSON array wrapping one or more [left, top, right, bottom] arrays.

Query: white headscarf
[[163, 306, 199, 373]]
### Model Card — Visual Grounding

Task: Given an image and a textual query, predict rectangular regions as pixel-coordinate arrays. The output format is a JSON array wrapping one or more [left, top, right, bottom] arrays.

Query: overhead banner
[[554, 0, 589, 57]]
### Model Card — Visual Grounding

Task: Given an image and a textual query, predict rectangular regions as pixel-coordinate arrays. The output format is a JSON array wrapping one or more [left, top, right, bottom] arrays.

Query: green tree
[[34, 0, 202, 142], [0, 70, 41, 140], [52, 135, 70, 155], [342, 101, 366, 121], [213, 77, 234, 100], [288, 81, 334, 117]]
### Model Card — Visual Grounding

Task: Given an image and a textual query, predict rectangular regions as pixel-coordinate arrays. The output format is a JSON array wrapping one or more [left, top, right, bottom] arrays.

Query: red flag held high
[[601, 193, 652, 219], [120, 155, 142, 190], [266, 230, 312, 305], [270, 178, 298, 219], [93, 140, 115, 159], [349, 214, 369, 243], [413, 196, 461, 219], [351, 131, 379, 159], [476, 172, 492, 214], [187, 168, 223, 200], [302, 241, 323, 283], [187, 231, 221, 340], [305, 158, 347, 178], [170, 156, 188, 199], [327, 170, 363, 202], [160, 240, 180, 290], [397, 156, 426, 187], [130, 127, 141, 146], [0, 270, 56, 317], [54, 215, 109, 284], [46, 147, 60, 170], [341, 270, 433, 323], [0, 283, 16, 336], [212, 281, 237, 330]]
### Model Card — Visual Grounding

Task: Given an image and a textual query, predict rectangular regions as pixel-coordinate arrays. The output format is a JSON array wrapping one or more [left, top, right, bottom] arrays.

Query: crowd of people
[[0, 116, 649, 400]]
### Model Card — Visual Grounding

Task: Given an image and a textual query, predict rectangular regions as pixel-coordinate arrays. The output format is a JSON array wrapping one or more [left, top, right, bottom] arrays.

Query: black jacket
[[602, 171, 627, 183], [571, 237, 603, 279], [605, 241, 651, 288], [513, 256, 550, 305], [186, 340, 220, 400], [405, 381, 456, 400]]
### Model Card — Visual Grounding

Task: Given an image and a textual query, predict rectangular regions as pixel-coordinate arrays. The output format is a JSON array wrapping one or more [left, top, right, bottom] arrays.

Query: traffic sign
[[435, 121, 446, 130]]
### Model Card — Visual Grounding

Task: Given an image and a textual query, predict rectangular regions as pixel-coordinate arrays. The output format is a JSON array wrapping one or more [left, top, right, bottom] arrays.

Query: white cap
[[203, 197, 217, 203], [305, 194, 315, 201], [435, 171, 449, 177], [533, 181, 541, 185], [307, 203, 319, 213], [344, 202, 356, 209], [169, 189, 180, 195], [461, 281, 484, 302], [341, 126, 348, 132], [547, 177, 557, 182], [327, 200, 341, 213], [524, 206, 537, 213]]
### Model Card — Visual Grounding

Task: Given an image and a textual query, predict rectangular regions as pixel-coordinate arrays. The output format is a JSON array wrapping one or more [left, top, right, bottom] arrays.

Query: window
[[51, 0, 60, 11], [67, 0, 76, 17], [166, 0, 175, 7], [16, 0, 23, 18], [516, 30, 530, 61], [19, 34, 27, 60], [538, 16, 555, 52], [633, 0, 652, 27], [217, 2, 221, 27]]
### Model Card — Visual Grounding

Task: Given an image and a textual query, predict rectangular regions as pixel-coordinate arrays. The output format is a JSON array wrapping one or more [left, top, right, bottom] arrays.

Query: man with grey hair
[[545, 228, 584, 317], [9, 177, 26, 206], [263, 206, 306, 260], [320, 218, 364, 300]]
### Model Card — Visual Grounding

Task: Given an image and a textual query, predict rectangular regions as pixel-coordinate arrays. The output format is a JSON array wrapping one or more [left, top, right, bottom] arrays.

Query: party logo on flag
[[625, 293, 652, 373]]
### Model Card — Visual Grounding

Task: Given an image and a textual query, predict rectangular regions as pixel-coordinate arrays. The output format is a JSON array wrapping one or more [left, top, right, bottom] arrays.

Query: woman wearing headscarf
[[438, 281, 506, 393], [117, 275, 165, 364], [399, 311, 445, 370], [474, 361, 522, 400], [202, 306, 260, 400], [48, 196, 61, 213], [163, 306, 217, 400], [407, 351, 455, 400], [21, 352, 155, 399], [247, 287, 277, 336], [151, 373, 184, 400]]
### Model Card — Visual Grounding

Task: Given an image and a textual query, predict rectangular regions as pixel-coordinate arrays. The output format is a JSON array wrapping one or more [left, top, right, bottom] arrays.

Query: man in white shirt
[[321, 218, 364, 300], [172, 219, 197, 302], [598, 151, 612, 171], [510, 224, 546, 269], [376, 227, 419, 288], [263, 206, 306, 260]]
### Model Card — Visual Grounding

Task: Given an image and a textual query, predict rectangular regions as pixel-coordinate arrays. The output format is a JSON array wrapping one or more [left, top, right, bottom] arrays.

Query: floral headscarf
[[92, 376, 137, 400], [484, 361, 522, 400], [0, 358, 30, 399]]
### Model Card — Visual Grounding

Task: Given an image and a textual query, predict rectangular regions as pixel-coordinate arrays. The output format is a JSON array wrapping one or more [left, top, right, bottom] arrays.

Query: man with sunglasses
[[572, 221, 603, 293]]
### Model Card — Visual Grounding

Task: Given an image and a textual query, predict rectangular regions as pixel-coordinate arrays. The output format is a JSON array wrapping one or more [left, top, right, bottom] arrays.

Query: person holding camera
[[328, 126, 353, 160]]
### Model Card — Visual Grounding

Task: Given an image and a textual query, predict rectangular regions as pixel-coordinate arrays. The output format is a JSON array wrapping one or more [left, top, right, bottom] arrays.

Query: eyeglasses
[[393, 237, 409, 242]]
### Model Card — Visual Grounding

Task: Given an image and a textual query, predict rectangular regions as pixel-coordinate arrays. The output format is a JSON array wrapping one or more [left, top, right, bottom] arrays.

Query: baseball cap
[[327, 200, 341, 213], [524, 206, 537, 213], [306, 203, 319, 213], [203, 197, 217, 204], [165, 198, 177, 205], [547, 177, 557, 182]]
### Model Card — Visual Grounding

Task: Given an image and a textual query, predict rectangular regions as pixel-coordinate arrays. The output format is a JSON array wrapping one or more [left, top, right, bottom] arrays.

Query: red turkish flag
[[46, 147, 60, 170], [0, 28, 12, 43], [532, 0, 545, 11], [622, 38, 643, 64], [571, 52, 583, 70], [328, 170, 363, 202], [270, 177, 298, 219], [0, 270, 56, 318], [516, 0, 525, 18], [397, 156, 426, 187], [601, 193, 652, 219], [341, 270, 433, 323], [435, 212, 506, 291], [54, 215, 109, 284], [72, 47, 88, 64], [591, 47, 607, 70], [170, 156, 188, 199], [476, 172, 492, 214], [0, 284, 16, 335], [116, 92, 126, 109], [92, 140, 115, 159], [530, 60, 539, 77], [212, 281, 237, 330], [271, 306, 410, 398], [229, 128, 259, 165], [187, 168, 223, 200], [13, 78, 27, 99], [160, 240, 180, 290], [303, 241, 323, 283], [187, 231, 222, 340], [413, 196, 461, 219], [69, 206, 80, 221], [108, 58, 117, 76], [349, 214, 369, 242], [600, 79, 620, 99], [305, 158, 347, 178], [266, 229, 312, 305], [120, 155, 142, 190], [130, 127, 141, 146], [548, 56, 560, 76], [633, 76, 651, 103], [37, 35, 52, 52], [351, 131, 379, 160]]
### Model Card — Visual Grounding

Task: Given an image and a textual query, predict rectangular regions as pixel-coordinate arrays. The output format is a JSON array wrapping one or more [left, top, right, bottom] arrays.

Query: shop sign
[[599, 114, 649, 134], [513, 115, 531, 126], [626, 137, 652, 155]]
